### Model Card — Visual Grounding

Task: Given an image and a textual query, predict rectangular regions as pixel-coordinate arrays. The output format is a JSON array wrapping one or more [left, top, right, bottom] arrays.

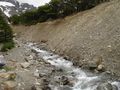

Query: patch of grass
[[0, 66, 15, 71], [3, 66, 15, 71], [1, 41, 15, 52]]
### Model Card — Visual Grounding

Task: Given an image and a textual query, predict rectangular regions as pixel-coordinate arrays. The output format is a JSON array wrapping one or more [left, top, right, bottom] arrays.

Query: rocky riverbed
[[0, 37, 119, 90]]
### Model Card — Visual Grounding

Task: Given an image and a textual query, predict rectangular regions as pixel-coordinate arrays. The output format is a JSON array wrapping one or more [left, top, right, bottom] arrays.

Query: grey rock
[[63, 56, 69, 60], [112, 85, 118, 90], [34, 69, 39, 77], [61, 76, 70, 85], [97, 64, 105, 71], [41, 86, 51, 90], [62, 86, 72, 90], [40, 78, 51, 90], [89, 62, 98, 70], [41, 78, 49, 85], [31, 85, 37, 90], [96, 83, 113, 90], [58, 86, 72, 90], [21, 62, 30, 68]]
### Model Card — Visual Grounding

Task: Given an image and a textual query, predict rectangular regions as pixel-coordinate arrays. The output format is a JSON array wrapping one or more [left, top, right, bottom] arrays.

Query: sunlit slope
[[13, 0, 120, 75]]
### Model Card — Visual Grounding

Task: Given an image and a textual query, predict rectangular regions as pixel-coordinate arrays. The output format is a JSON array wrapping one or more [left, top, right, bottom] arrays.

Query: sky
[[17, 0, 51, 7]]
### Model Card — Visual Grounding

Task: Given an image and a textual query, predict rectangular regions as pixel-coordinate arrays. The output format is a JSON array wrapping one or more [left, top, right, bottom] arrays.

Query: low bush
[[0, 10, 14, 52], [1, 41, 15, 52]]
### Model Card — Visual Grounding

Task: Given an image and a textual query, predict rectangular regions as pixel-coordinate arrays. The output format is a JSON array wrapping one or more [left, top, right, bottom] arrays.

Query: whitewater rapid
[[27, 43, 120, 90]]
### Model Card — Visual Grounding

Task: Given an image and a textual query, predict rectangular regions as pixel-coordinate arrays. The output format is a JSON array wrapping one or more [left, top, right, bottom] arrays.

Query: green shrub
[[0, 11, 14, 52], [10, 15, 20, 25], [1, 41, 15, 52], [0, 11, 13, 42], [0, 65, 15, 71]]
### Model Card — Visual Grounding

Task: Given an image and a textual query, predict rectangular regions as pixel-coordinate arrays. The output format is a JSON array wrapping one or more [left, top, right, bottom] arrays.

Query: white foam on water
[[112, 82, 120, 90], [27, 43, 120, 90]]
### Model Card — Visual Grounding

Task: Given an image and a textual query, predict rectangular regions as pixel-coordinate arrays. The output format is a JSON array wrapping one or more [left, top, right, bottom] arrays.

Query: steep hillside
[[13, 0, 120, 75]]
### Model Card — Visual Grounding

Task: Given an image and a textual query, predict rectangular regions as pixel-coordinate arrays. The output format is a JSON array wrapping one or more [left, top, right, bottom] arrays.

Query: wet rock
[[41, 86, 51, 90], [105, 71, 111, 74], [89, 62, 98, 70], [97, 83, 113, 90], [40, 40, 47, 43], [31, 49, 36, 53], [55, 67, 63, 72], [54, 76, 70, 85], [97, 64, 105, 71], [21, 62, 30, 68], [88, 56, 103, 70], [112, 85, 118, 90], [63, 56, 69, 60], [41, 78, 49, 85], [60, 76, 70, 85], [41, 78, 51, 90], [2, 81, 17, 90], [31, 85, 37, 90], [73, 61, 79, 66], [59, 86, 72, 90]]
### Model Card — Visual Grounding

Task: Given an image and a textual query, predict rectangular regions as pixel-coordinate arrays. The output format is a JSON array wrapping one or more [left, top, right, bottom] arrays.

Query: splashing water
[[27, 43, 120, 90]]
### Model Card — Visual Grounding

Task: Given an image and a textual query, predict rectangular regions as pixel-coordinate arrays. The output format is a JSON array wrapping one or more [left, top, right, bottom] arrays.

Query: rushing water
[[27, 43, 120, 90]]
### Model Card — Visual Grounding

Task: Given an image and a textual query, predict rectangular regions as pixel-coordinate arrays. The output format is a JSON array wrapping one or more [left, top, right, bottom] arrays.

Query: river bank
[[0, 36, 119, 90]]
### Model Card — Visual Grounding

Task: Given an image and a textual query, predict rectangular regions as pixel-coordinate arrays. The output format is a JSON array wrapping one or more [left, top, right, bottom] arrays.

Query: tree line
[[10, 0, 110, 25]]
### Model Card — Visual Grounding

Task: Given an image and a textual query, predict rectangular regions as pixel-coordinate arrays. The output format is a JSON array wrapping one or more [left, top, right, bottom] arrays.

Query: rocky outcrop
[[0, 0, 36, 17]]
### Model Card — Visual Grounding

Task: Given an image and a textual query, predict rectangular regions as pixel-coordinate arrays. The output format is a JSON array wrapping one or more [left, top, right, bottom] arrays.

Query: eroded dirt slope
[[13, 0, 120, 75]]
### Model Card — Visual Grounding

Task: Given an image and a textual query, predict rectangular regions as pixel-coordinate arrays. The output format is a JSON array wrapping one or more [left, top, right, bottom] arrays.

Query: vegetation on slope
[[10, 0, 109, 25], [0, 11, 14, 51]]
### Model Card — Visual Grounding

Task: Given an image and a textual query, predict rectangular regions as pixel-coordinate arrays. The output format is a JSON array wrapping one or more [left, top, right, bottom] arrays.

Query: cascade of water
[[27, 43, 120, 90]]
